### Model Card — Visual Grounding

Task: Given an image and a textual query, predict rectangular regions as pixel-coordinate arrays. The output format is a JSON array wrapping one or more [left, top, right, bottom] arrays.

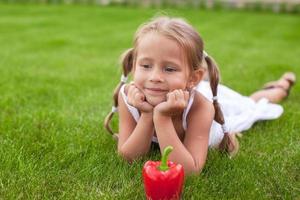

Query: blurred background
[[1, 0, 300, 13], [0, 0, 299, 199]]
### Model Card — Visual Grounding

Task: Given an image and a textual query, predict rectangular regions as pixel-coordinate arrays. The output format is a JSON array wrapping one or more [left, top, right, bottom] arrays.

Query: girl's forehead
[[137, 32, 180, 48], [136, 32, 186, 62]]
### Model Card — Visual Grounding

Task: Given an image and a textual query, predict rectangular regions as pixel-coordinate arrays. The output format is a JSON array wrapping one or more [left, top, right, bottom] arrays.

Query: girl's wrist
[[153, 109, 172, 123], [140, 109, 153, 114], [140, 112, 153, 120]]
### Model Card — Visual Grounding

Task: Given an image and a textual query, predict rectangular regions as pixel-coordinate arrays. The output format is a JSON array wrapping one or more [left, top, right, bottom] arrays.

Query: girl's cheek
[[133, 76, 144, 88]]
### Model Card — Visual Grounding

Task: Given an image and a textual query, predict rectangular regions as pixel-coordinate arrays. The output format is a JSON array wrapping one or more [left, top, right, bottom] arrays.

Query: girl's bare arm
[[154, 93, 214, 175], [117, 88, 155, 162]]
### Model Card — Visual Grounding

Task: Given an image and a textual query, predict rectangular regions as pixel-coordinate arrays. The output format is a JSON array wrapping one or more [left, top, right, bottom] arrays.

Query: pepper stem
[[158, 146, 173, 171]]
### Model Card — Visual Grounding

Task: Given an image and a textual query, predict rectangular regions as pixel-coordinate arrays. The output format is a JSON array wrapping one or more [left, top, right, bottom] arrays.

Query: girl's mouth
[[144, 87, 168, 95]]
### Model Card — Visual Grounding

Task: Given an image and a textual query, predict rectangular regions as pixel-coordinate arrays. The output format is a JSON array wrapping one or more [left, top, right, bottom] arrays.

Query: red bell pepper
[[143, 146, 185, 200]]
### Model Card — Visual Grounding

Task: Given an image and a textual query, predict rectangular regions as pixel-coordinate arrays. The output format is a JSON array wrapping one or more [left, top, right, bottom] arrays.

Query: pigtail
[[104, 48, 134, 139], [205, 55, 230, 152]]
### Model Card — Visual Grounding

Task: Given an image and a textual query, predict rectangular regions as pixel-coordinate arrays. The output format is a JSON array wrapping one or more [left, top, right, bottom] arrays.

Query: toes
[[283, 72, 296, 85]]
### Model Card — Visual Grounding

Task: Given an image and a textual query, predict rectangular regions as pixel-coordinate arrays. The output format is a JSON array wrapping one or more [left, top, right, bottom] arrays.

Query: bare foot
[[263, 72, 296, 93], [227, 133, 240, 158], [250, 72, 296, 103], [219, 133, 240, 158]]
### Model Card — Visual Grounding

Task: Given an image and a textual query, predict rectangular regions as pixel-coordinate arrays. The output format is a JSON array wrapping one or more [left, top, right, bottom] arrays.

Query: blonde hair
[[104, 16, 230, 151]]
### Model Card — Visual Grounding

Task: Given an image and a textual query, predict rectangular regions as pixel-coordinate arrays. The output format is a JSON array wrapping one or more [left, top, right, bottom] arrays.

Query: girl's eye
[[140, 64, 151, 69], [165, 66, 177, 72]]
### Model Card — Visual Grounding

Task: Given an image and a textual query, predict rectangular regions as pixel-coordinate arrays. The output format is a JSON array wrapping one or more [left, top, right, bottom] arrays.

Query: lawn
[[0, 3, 299, 199]]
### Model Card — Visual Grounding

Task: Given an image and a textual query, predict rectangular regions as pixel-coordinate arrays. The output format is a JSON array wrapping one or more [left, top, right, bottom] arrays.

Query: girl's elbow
[[185, 162, 205, 176], [185, 166, 202, 176], [118, 146, 147, 163], [118, 147, 134, 163]]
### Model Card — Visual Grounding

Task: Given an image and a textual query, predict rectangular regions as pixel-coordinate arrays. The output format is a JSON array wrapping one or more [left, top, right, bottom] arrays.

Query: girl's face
[[133, 33, 192, 106]]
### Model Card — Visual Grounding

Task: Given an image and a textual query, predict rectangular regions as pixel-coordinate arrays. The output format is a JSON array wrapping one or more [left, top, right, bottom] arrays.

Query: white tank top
[[119, 84, 203, 144]]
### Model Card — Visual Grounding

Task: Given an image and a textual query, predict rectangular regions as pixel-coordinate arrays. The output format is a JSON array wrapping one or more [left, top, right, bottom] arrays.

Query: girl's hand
[[154, 89, 189, 117], [127, 83, 153, 113]]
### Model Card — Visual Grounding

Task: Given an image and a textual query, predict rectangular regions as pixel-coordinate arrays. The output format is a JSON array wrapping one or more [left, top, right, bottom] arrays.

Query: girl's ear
[[187, 68, 206, 89]]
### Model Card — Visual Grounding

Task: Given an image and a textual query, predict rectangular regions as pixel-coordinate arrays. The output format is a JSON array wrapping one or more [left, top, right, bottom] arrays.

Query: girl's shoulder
[[187, 91, 215, 121], [119, 83, 131, 98]]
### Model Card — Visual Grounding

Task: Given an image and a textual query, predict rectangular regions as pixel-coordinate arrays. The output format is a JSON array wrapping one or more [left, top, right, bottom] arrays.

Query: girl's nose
[[149, 68, 163, 82]]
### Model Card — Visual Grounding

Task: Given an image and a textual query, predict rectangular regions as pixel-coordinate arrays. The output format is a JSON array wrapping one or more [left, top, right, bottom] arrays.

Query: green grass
[[0, 4, 299, 199]]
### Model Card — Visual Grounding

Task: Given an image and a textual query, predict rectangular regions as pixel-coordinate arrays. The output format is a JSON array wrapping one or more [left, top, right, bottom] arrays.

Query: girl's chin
[[145, 96, 166, 106]]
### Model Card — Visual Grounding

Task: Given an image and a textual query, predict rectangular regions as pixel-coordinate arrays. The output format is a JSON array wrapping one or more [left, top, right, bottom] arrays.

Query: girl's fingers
[[128, 84, 145, 106], [132, 87, 139, 96], [184, 90, 189, 102], [166, 92, 170, 101], [128, 84, 136, 97], [170, 90, 179, 101], [140, 101, 153, 112], [135, 92, 144, 102], [174, 89, 188, 108], [174, 89, 185, 101], [129, 85, 141, 98], [178, 89, 184, 100], [174, 90, 180, 101], [127, 83, 153, 112], [167, 91, 176, 103]]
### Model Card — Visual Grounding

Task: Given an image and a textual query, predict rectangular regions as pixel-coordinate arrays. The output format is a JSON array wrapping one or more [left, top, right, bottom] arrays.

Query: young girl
[[104, 16, 296, 175]]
